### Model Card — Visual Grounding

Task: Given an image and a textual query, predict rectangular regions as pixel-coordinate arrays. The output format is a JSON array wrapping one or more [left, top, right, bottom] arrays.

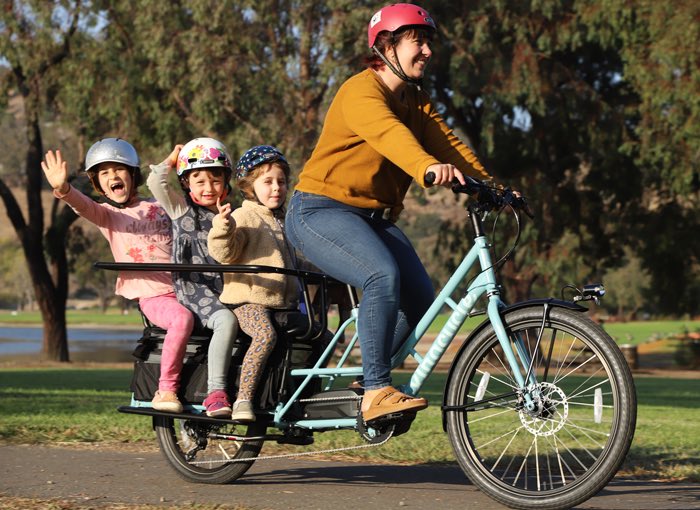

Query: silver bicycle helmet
[[85, 138, 140, 174], [84, 138, 142, 199]]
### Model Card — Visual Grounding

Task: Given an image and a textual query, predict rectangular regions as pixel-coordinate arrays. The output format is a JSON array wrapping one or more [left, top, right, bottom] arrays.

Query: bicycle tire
[[154, 416, 265, 484], [445, 306, 636, 510]]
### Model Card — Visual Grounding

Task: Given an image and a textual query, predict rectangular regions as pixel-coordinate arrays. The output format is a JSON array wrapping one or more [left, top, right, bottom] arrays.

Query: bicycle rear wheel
[[154, 416, 266, 484], [445, 306, 636, 510]]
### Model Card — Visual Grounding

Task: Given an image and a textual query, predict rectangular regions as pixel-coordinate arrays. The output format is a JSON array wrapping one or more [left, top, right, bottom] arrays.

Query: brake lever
[[501, 188, 534, 219], [513, 194, 534, 219]]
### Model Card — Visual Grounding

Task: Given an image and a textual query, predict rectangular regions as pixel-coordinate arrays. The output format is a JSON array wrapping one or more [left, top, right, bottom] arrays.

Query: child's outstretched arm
[[147, 144, 188, 220], [41, 149, 114, 226], [41, 150, 70, 195]]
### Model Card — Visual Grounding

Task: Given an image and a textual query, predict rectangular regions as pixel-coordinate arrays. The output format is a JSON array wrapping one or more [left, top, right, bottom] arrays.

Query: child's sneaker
[[203, 390, 232, 418], [231, 400, 256, 422], [152, 390, 183, 413]]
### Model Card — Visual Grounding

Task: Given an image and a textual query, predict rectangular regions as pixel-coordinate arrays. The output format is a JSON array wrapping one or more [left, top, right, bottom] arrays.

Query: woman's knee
[[364, 260, 400, 295]]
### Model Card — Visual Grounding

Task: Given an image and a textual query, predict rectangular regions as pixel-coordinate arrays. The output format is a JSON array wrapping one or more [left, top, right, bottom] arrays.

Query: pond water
[[0, 326, 142, 362]]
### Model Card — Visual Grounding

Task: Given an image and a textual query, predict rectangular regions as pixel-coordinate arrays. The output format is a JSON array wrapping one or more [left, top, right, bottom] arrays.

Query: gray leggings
[[206, 308, 239, 393]]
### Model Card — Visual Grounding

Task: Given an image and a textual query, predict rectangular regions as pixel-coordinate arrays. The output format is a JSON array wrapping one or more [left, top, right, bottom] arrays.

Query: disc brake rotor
[[518, 382, 569, 437]]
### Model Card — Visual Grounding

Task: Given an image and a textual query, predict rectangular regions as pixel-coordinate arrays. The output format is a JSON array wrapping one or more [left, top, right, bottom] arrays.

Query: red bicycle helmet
[[367, 3, 436, 48]]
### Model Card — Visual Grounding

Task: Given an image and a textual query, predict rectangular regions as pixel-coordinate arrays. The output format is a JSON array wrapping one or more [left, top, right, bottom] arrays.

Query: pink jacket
[[56, 185, 175, 300]]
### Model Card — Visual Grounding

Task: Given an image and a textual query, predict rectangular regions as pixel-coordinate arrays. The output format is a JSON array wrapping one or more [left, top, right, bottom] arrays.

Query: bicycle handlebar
[[425, 171, 533, 218]]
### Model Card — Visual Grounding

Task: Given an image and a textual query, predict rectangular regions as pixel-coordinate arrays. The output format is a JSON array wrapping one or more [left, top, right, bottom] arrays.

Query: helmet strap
[[97, 195, 134, 209], [371, 44, 423, 89], [188, 191, 207, 207]]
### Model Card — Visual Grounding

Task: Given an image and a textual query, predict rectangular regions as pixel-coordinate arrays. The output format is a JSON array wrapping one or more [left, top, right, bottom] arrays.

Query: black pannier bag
[[130, 311, 331, 410], [130, 324, 235, 405]]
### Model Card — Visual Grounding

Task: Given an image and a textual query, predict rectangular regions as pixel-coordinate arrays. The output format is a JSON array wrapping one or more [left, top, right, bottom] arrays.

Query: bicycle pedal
[[276, 435, 314, 446], [366, 411, 415, 427], [391, 412, 417, 437]]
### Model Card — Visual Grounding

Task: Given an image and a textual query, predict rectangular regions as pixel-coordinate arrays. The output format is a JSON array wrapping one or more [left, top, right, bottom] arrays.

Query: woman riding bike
[[286, 3, 511, 424]]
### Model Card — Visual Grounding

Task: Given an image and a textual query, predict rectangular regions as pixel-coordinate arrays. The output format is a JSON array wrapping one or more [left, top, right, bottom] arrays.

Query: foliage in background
[[0, 240, 31, 309], [426, 0, 698, 311], [602, 247, 652, 320], [0, 1, 697, 360]]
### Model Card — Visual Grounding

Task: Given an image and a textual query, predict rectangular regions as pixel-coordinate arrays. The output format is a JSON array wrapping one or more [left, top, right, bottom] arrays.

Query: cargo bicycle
[[101, 175, 636, 510]]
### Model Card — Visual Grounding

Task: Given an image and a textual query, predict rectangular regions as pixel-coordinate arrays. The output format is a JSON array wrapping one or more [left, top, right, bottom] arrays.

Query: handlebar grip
[[425, 171, 469, 188]]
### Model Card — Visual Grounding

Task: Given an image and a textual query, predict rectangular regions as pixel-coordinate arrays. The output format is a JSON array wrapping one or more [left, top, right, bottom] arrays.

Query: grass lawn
[[0, 309, 144, 327], [0, 366, 697, 481], [602, 320, 700, 346], [2, 309, 698, 344]]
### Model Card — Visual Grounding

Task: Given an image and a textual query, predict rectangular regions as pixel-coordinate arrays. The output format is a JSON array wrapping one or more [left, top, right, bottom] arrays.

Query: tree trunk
[[0, 94, 73, 361], [38, 292, 69, 361], [23, 237, 71, 362]]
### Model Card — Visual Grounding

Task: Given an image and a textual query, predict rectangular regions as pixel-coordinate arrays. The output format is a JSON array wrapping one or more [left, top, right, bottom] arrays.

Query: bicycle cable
[[460, 191, 523, 296]]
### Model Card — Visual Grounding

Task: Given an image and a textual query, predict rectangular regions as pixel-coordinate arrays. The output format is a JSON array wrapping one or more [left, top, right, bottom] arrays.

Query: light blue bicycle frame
[[276, 233, 536, 430]]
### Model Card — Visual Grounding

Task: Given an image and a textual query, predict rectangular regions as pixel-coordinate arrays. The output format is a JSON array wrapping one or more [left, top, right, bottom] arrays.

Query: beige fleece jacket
[[207, 200, 298, 308]]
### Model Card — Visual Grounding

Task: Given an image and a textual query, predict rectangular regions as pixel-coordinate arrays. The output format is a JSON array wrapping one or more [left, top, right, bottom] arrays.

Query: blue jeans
[[285, 191, 434, 390]]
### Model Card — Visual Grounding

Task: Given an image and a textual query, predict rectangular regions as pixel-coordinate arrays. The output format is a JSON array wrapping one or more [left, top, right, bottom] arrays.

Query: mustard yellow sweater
[[296, 69, 491, 215]]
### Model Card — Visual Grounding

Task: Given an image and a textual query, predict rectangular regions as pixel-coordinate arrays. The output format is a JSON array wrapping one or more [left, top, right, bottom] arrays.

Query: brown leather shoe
[[362, 386, 428, 422]]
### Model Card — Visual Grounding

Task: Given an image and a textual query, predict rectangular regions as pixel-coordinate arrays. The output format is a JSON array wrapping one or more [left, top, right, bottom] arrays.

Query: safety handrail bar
[[93, 261, 333, 342]]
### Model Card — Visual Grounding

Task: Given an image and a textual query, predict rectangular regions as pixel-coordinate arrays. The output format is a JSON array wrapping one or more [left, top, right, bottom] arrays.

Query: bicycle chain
[[190, 394, 389, 467], [190, 432, 391, 466]]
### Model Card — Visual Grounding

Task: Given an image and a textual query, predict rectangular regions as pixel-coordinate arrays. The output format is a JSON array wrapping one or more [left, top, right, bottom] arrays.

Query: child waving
[[41, 139, 194, 413]]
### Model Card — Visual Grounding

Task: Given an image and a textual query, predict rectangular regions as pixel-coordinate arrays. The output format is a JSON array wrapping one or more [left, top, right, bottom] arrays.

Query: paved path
[[1, 444, 698, 509]]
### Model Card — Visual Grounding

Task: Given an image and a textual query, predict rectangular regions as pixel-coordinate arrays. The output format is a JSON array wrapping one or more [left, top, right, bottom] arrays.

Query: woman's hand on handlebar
[[425, 164, 466, 187], [425, 169, 532, 217]]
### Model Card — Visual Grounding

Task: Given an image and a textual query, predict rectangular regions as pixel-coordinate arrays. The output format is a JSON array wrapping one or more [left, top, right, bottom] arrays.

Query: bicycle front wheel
[[154, 416, 266, 484], [445, 306, 636, 510]]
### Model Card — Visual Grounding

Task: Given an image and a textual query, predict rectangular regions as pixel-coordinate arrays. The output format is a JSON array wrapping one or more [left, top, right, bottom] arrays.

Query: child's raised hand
[[161, 144, 184, 171], [40, 150, 70, 194], [216, 197, 232, 221]]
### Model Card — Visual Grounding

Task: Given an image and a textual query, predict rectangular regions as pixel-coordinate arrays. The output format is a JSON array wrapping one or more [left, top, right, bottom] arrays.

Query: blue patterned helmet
[[235, 145, 287, 180]]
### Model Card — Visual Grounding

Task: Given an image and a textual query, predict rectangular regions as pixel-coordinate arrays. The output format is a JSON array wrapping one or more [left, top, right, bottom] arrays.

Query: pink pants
[[139, 293, 194, 393]]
